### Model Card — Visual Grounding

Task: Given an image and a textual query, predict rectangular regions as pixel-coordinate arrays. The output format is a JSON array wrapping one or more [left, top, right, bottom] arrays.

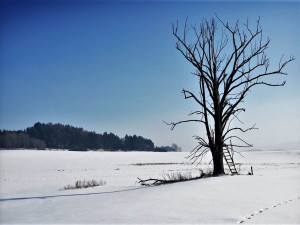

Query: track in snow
[[237, 196, 300, 224]]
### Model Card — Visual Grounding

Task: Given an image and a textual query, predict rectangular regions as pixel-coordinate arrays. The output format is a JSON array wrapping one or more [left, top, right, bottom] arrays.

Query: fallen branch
[[137, 170, 212, 186]]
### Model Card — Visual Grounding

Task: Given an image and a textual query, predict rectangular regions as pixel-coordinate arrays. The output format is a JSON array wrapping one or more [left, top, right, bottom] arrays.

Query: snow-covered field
[[0, 150, 299, 224]]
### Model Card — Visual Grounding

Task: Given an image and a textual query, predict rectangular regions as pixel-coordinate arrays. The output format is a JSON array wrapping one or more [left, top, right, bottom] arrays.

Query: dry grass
[[163, 170, 213, 181], [162, 171, 193, 181], [64, 179, 106, 190], [132, 162, 185, 166], [138, 169, 213, 186]]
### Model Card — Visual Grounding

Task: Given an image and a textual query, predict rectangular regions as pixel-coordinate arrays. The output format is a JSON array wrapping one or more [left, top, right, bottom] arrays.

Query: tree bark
[[212, 147, 225, 175]]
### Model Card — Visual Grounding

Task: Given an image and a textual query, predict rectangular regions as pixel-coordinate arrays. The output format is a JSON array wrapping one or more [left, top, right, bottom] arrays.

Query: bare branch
[[223, 124, 257, 139], [224, 135, 253, 147], [182, 89, 214, 116], [168, 16, 294, 175], [164, 120, 206, 131], [188, 111, 205, 116]]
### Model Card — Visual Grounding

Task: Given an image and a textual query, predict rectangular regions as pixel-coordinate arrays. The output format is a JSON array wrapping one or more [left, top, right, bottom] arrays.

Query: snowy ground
[[0, 150, 299, 224]]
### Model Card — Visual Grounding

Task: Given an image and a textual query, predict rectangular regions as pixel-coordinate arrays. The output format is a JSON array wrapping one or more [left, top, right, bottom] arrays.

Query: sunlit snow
[[0, 150, 299, 224]]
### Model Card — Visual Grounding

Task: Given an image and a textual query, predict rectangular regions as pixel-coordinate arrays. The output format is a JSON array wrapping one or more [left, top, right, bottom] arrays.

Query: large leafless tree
[[167, 17, 294, 175]]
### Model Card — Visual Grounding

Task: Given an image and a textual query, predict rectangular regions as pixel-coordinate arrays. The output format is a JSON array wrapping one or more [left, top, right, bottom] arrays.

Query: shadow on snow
[[0, 186, 151, 202]]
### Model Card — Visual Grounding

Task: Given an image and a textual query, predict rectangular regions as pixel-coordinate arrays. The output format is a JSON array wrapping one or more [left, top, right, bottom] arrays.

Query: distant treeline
[[0, 122, 180, 152]]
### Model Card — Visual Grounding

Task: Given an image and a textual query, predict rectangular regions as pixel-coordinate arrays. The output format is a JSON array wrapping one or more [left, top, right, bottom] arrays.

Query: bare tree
[[167, 17, 294, 175]]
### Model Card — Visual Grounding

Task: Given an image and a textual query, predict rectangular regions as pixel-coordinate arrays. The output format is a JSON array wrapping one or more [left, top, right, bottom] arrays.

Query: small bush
[[64, 179, 106, 190]]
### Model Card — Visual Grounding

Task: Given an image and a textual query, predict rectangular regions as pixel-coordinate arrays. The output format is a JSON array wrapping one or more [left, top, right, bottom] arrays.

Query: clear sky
[[0, 0, 299, 151]]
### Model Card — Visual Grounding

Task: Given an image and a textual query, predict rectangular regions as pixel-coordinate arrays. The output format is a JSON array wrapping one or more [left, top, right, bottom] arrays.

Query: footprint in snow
[[238, 196, 299, 224]]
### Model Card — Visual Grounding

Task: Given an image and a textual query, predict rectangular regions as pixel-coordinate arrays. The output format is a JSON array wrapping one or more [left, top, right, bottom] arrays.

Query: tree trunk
[[212, 147, 225, 175], [171, 17, 294, 174], [211, 84, 224, 175]]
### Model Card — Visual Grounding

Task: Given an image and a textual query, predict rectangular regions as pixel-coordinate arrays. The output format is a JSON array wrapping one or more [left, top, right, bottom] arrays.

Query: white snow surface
[[0, 150, 299, 224]]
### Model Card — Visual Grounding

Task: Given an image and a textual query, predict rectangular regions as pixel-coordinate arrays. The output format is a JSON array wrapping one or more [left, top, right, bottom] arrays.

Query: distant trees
[[101, 132, 122, 150], [0, 122, 158, 151], [155, 143, 182, 152], [123, 135, 155, 151], [26, 122, 101, 150], [171, 143, 182, 152], [0, 130, 46, 149]]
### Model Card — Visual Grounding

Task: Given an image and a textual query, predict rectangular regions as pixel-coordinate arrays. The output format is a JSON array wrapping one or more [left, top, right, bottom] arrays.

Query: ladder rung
[[224, 149, 238, 175]]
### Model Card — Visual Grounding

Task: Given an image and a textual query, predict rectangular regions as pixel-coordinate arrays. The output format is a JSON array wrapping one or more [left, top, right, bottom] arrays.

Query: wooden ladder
[[223, 146, 238, 175]]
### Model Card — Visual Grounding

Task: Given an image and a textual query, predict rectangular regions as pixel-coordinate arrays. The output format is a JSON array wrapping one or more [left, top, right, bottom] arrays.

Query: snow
[[0, 150, 299, 224]]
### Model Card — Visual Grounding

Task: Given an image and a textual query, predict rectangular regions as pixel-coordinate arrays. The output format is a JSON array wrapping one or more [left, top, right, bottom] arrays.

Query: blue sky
[[0, 0, 299, 151]]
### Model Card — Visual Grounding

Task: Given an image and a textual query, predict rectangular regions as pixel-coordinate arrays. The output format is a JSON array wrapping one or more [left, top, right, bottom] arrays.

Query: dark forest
[[0, 122, 177, 152]]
